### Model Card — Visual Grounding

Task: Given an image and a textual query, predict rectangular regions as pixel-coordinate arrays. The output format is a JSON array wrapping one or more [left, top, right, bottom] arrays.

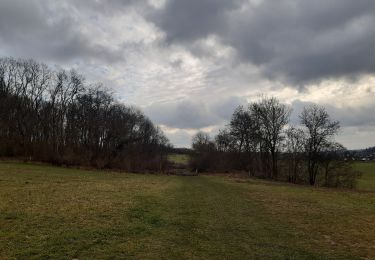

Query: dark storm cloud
[[149, 0, 243, 43], [291, 100, 375, 127], [4, 0, 375, 83], [229, 0, 375, 83], [0, 0, 125, 63], [149, 0, 375, 83]]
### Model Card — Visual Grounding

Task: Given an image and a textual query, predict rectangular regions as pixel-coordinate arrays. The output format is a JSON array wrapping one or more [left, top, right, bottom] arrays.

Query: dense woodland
[[190, 97, 360, 188], [0, 57, 170, 171]]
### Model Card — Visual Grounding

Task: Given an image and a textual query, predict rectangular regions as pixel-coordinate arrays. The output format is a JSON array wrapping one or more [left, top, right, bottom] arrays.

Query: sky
[[0, 0, 374, 149]]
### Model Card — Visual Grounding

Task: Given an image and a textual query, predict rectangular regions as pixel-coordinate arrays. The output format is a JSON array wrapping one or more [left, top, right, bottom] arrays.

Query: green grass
[[1, 162, 375, 259], [353, 162, 375, 191], [168, 153, 190, 165]]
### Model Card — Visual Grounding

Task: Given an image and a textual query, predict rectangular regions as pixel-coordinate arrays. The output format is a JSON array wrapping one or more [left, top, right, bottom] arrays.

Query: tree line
[[190, 97, 359, 188], [0, 57, 170, 171]]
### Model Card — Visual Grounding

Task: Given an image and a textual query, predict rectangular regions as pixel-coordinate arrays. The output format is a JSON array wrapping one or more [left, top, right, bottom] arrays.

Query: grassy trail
[[0, 162, 374, 259], [150, 176, 330, 259]]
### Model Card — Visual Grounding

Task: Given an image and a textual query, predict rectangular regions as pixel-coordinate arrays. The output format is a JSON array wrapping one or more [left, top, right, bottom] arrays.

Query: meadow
[[168, 153, 190, 165], [0, 161, 374, 259], [354, 162, 375, 191]]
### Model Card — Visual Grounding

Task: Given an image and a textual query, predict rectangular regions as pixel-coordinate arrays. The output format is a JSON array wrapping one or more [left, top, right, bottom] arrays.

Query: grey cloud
[[337, 125, 375, 150], [164, 130, 193, 148], [145, 96, 246, 129], [145, 100, 221, 129], [149, 0, 242, 43], [210, 96, 247, 120], [325, 105, 375, 128], [291, 100, 375, 127], [65, 0, 144, 15], [149, 0, 375, 83], [1, 0, 374, 149], [0, 0, 125, 63]]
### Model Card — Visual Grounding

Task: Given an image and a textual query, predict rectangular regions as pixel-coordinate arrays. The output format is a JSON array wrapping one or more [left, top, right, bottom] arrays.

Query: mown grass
[[353, 162, 375, 191], [0, 161, 374, 259]]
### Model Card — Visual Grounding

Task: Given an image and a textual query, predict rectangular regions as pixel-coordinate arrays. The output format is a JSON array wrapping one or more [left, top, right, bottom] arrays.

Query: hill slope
[[0, 162, 374, 259]]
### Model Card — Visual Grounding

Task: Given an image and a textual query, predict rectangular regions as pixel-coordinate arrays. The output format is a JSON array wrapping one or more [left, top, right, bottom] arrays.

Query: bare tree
[[190, 132, 216, 172], [230, 106, 252, 153], [0, 57, 169, 172], [253, 97, 291, 179], [229, 106, 259, 171], [319, 142, 346, 186], [285, 127, 305, 183], [300, 105, 340, 185], [192, 132, 214, 152], [215, 129, 233, 153]]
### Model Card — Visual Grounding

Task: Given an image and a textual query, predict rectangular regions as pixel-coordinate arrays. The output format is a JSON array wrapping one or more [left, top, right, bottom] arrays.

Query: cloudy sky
[[1, 0, 374, 149]]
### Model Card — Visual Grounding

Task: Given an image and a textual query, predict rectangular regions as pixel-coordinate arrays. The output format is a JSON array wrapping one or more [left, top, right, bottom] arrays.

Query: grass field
[[168, 153, 190, 165], [353, 162, 375, 191], [0, 162, 375, 259]]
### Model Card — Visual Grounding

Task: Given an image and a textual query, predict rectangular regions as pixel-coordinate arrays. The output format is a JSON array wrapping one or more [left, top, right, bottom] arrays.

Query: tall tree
[[253, 97, 291, 179], [285, 127, 305, 183], [300, 105, 340, 185], [215, 129, 233, 153], [190, 132, 216, 172], [0, 57, 169, 171]]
